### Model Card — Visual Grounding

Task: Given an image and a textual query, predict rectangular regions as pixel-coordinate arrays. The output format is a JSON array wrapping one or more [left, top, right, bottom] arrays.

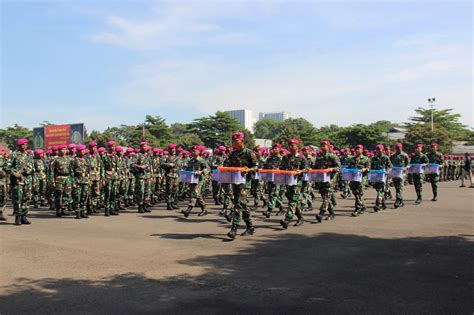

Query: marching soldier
[[411, 144, 429, 204], [182, 145, 210, 217], [349, 144, 370, 217], [390, 143, 410, 208], [426, 143, 444, 201], [262, 143, 284, 218], [162, 144, 180, 210], [370, 144, 392, 212]]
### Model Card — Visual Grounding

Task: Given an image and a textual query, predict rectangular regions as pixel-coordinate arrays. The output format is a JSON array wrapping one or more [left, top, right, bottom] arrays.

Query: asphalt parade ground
[[1, 181, 473, 314]]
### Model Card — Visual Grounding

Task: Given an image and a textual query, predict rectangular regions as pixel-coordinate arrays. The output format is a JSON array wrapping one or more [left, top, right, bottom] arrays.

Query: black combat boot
[[56, 208, 62, 217], [294, 217, 304, 226], [20, 215, 31, 224], [225, 210, 233, 223], [15, 216, 22, 225], [182, 206, 192, 218], [280, 219, 289, 229], [118, 202, 125, 210], [76, 212, 82, 219], [171, 202, 179, 210], [144, 204, 151, 213], [373, 204, 380, 213], [0, 212, 6, 221], [262, 210, 271, 218], [381, 201, 387, 210], [431, 193, 438, 201], [262, 199, 267, 209], [227, 225, 238, 240], [138, 204, 145, 213], [326, 210, 335, 221], [166, 202, 173, 210], [104, 208, 110, 217], [277, 204, 285, 216], [241, 224, 255, 236], [315, 210, 325, 223], [415, 197, 422, 204], [351, 209, 359, 217], [198, 206, 208, 216], [81, 211, 89, 218]]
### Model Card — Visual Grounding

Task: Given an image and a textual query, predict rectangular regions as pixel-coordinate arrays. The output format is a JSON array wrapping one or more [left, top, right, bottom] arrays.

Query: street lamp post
[[427, 98, 436, 132]]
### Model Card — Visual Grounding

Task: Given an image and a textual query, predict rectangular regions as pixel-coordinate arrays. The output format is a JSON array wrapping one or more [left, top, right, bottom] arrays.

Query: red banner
[[45, 125, 70, 149]]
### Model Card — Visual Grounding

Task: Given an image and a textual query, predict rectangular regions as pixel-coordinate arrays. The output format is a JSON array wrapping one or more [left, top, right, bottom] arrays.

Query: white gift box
[[273, 173, 298, 186], [211, 170, 220, 181], [408, 164, 424, 174], [179, 170, 200, 184], [310, 171, 330, 183], [368, 170, 387, 183], [342, 168, 362, 182], [259, 171, 274, 182], [389, 167, 404, 179], [425, 164, 440, 175], [217, 170, 246, 184]]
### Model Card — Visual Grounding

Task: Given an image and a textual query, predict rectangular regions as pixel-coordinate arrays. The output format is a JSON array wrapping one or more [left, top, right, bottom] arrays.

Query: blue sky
[[1, 1, 472, 132]]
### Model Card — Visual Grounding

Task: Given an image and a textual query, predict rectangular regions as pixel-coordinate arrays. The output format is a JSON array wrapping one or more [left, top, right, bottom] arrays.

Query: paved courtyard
[[1, 181, 473, 314]]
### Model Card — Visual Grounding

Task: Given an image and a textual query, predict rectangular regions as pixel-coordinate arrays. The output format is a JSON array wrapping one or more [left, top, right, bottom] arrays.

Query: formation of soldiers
[[0, 134, 471, 240]]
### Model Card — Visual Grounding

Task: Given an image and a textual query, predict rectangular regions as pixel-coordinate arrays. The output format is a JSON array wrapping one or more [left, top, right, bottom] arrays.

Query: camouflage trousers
[[188, 180, 205, 208], [316, 182, 334, 213], [301, 180, 314, 209], [32, 178, 47, 206], [88, 180, 101, 211], [103, 178, 117, 210], [349, 180, 366, 210], [425, 174, 439, 196], [373, 182, 386, 206], [392, 177, 404, 201], [231, 182, 252, 227], [211, 180, 222, 201], [12, 179, 33, 216], [250, 179, 266, 206], [266, 182, 282, 211], [412, 174, 424, 198], [165, 175, 179, 203], [285, 181, 303, 221], [116, 179, 127, 205], [134, 177, 147, 205], [73, 182, 90, 212], [222, 183, 232, 209], [54, 176, 71, 211]]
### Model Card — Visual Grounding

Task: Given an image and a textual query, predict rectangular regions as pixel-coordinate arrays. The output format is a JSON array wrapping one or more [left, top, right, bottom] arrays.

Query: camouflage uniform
[[116, 154, 128, 210], [0, 154, 9, 220], [131, 152, 150, 213], [210, 153, 226, 205], [182, 156, 210, 216], [162, 154, 181, 209], [313, 152, 340, 221], [280, 152, 306, 227], [101, 152, 120, 215], [227, 148, 257, 230], [32, 157, 47, 207], [426, 151, 444, 200], [339, 153, 351, 198], [411, 153, 429, 201], [370, 154, 392, 210], [51, 155, 73, 216], [250, 156, 267, 208], [301, 154, 315, 211], [72, 155, 91, 218], [87, 153, 103, 213], [9, 151, 34, 221], [348, 155, 370, 215], [390, 151, 410, 207], [262, 154, 283, 217]]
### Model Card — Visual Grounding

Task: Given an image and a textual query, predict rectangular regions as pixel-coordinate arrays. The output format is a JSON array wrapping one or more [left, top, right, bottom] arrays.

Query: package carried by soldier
[[425, 164, 441, 175], [258, 169, 274, 182], [408, 164, 424, 174], [217, 167, 246, 184], [273, 170, 298, 186], [342, 168, 362, 182], [368, 170, 387, 183], [308, 169, 330, 183], [179, 170, 200, 184], [389, 167, 404, 179]]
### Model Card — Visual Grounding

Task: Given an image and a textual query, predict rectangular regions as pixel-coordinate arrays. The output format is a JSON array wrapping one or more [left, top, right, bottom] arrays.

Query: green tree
[[337, 124, 388, 149], [406, 107, 470, 141], [254, 119, 283, 139], [144, 115, 173, 145], [0, 124, 32, 149], [188, 111, 244, 148], [403, 124, 453, 153], [176, 133, 203, 148]]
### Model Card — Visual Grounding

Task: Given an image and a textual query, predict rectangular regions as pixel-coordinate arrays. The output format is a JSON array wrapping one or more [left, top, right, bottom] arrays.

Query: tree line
[[0, 108, 472, 153]]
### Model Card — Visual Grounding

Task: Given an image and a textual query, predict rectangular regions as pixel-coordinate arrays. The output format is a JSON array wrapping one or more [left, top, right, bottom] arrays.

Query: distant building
[[258, 111, 291, 122], [224, 109, 254, 133], [452, 141, 474, 155], [385, 127, 407, 141], [254, 138, 273, 148]]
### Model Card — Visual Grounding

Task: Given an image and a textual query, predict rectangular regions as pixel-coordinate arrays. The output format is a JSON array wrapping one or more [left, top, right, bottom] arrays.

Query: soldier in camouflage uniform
[[115, 146, 128, 211], [102, 140, 120, 216], [411, 144, 429, 204], [51, 144, 73, 217], [125, 148, 136, 206], [426, 143, 444, 201], [0, 148, 9, 221], [162, 144, 181, 210], [151, 148, 163, 204], [86, 142, 103, 214], [262, 143, 284, 218], [226, 132, 257, 240], [279, 139, 307, 229], [301, 146, 315, 211], [132, 142, 152, 213], [32, 149, 47, 208], [250, 147, 267, 209], [71, 145, 90, 219], [9, 139, 34, 225], [370, 144, 392, 212], [383, 145, 393, 200], [210, 146, 226, 205], [348, 144, 370, 217], [339, 148, 352, 199], [182, 145, 210, 217], [313, 140, 340, 222], [390, 143, 410, 208]]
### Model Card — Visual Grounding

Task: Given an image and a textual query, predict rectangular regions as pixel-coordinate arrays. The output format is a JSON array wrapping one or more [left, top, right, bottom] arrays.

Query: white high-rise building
[[224, 109, 254, 133], [258, 111, 291, 122]]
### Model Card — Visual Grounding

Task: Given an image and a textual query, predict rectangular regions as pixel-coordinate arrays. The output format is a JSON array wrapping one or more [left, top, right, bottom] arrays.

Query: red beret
[[76, 144, 86, 151], [68, 144, 76, 149], [232, 131, 245, 140], [16, 138, 28, 146], [168, 143, 177, 149], [288, 138, 300, 145], [320, 140, 330, 146], [107, 140, 116, 147], [354, 144, 364, 149], [88, 141, 97, 147], [115, 146, 123, 152]]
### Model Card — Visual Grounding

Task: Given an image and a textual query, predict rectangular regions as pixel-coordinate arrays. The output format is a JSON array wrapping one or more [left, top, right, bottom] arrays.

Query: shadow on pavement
[[1, 233, 472, 314]]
